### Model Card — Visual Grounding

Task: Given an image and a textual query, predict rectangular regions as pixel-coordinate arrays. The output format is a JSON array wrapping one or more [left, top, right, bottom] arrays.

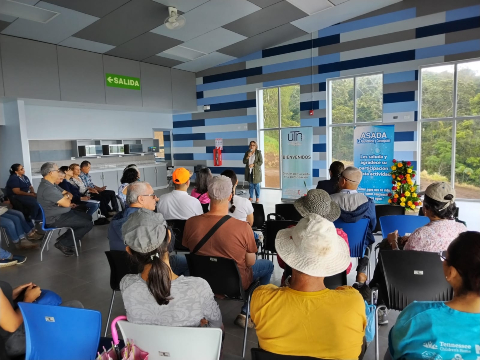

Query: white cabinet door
[[102, 171, 118, 192], [89, 172, 104, 188], [156, 165, 167, 188], [32, 178, 41, 192], [143, 167, 156, 188]]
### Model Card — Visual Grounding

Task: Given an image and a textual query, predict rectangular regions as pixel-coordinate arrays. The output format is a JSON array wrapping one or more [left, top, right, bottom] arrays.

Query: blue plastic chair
[[38, 203, 79, 261], [18, 302, 101, 360], [380, 215, 430, 239]]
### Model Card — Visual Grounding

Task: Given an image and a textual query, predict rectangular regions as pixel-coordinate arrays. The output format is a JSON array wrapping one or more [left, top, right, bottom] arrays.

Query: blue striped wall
[[173, 0, 480, 183]]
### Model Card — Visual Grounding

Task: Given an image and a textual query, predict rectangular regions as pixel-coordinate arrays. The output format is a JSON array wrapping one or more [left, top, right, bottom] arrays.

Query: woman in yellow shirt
[[251, 214, 366, 359]]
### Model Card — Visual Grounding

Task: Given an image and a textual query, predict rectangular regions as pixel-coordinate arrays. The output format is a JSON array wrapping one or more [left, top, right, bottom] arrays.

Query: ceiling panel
[[218, 23, 307, 58], [105, 32, 182, 61], [247, 0, 283, 8], [1, 2, 98, 44], [150, 0, 260, 42], [330, 0, 349, 4], [161, 46, 206, 61], [42, 0, 130, 17], [286, 0, 333, 15], [156, 50, 190, 62], [291, 0, 402, 33], [223, 1, 307, 38], [152, 0, 210, 13], [181, 27, 246, 54], [174, 52, 235, 72], [144, 55, 184, 67], [59, 37, 115, 53], [0, 20, 10, 33], [73, 0, 169, 46]]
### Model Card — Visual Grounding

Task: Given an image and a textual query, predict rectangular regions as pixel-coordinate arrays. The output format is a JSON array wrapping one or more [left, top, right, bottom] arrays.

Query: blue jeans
[[249, 173, 260, 199], [241, 259, 274, 313], [170, 254, 189, 276], [0, 209, 34, 243], [82, 201, 100, 216]]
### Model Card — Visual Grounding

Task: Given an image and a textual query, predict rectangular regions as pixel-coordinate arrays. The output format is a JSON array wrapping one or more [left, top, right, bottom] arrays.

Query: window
[[328, 73, 383, 167], [258, 84, 300, 188], [420, 60, 480, 199]]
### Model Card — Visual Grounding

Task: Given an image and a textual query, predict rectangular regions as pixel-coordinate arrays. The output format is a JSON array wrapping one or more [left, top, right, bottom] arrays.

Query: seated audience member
[[0, 240, 27, 267], [79, 161, 119, 217], [0, 280, 83, 358], [37, 162, 93, 256], [58, 167, 100, 217], [387, 231, 480, 360], [251, 214, 366, 359], [330, 166, 376, 284], [190, 167, 212, 213], [157, 168, 203, 220], [183, 175, 274, 328], [118, 167, 140, 205], [121, 209, 222, 328], [316, 161, 344, 194], [108, 181, 189, 276], [5, 163, 41, 222], [277, 189, 352, 285], [0, 206, 41, 250], [221, 169, 254, 225]]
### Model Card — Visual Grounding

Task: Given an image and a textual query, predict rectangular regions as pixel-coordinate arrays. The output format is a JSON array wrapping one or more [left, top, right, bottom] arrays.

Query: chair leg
[[242, 293, 253, 359], [40, 232, 52, 261], [104, 291, 116, 337], [1, 228, 10, 247], [69, 228, 78, 257], [375, 304, 387, 360]]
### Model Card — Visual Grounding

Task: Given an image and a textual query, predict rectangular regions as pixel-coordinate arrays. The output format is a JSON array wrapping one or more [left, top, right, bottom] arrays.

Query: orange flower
[[392, 175, 396, 179], [397, 162, 403, 168]]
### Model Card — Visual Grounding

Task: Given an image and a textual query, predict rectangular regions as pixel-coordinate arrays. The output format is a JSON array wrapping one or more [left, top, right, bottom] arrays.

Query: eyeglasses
[[340, 174, 357, 183], [141, 194, 157, 198], [439, 251, 447, 261]]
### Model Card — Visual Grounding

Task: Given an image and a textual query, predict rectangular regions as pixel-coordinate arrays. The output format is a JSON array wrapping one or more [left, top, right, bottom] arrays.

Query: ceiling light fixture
[[0, 0, 60, 23], [164, 6, 186, 30]]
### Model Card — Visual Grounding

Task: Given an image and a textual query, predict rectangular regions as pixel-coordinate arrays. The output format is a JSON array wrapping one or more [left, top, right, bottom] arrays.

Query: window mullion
[[353, 76, 357, 124], [451, 64, 458, 188]]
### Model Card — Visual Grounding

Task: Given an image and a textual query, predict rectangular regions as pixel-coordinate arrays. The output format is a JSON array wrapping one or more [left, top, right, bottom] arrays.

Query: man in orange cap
[[156, 167, 203, 220]]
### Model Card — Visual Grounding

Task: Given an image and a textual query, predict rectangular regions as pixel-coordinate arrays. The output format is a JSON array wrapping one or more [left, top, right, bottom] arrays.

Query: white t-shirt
[[157, 190, 203, 220], [229, 195, 254, 222]]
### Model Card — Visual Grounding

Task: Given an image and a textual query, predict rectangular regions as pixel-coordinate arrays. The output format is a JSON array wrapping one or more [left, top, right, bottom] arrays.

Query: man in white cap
[[330, 166, 376, 284], [183, 175, 274, 328], [250, 214, 366, 359]]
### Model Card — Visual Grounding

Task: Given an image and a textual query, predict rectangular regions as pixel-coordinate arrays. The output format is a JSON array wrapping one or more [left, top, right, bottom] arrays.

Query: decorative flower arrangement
[[387, 160, 422, 211]]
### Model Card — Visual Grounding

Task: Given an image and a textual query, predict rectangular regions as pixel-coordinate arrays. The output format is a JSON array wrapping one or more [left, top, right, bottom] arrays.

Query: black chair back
[[185, 254, 245, 300], [264, 217, 297, 253], [324, 270, 347, 290], [251, 348, 321, 359], [105, 251, 138, 291], [252, 203, 266, 230], [380, 250, 453, 310], [167, 219, 189, 251], [275, 204, 302, 222], [374, 205, 405, 233]]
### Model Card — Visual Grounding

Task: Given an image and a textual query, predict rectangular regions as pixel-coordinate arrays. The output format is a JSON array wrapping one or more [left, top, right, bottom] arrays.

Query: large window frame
[[327, 72, 384, 171], [418, 58, 480, 201]]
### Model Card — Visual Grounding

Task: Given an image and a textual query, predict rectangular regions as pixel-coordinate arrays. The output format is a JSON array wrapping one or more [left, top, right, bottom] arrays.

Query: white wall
[[25, 104, 173, 140]]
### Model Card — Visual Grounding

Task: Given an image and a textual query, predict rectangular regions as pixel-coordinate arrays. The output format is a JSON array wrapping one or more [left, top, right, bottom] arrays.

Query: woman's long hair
[[9, 164, 21, 175], [195, 168, 212, 194], [121, 168, 139, 184], [221, 169, 237, 213], [128, 227, 173, 305]]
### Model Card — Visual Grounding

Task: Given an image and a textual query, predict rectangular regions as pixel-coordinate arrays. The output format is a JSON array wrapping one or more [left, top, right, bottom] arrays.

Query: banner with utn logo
[[281, 127, 313, 200]]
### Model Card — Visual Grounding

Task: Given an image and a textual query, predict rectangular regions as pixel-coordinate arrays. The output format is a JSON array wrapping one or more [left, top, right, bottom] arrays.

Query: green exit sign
[[105, 73, 141, 90]]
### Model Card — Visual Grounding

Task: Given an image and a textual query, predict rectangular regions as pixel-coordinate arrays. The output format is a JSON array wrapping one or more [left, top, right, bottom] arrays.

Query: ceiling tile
[[0, 14, 17, 22], [329, 0, 349, 4], [247, 0, 282, 8], [105, 32, 182, 61], [156, 51, 189, 62], [1, 2, 98, 44], [152, 0, 209, 13], [143, 55, 183, 67], [291, 0, 402, 33], [0, 20, 10, 32], [59, 37, 115, 53], [161, 46, 206, 61], [174, 52, 235, 72], [150, 0, 260, 42], [218, 23, 307, 58], [286, 0, 333, 15], [42, 0, 130, 17], [223, 1, 307, 38], [181, 28, 246, 54], [73, 0, 169, 46]]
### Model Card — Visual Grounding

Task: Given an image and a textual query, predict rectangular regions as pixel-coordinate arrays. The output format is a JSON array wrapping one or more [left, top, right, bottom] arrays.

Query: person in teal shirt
[[388, 231, 480, 360]]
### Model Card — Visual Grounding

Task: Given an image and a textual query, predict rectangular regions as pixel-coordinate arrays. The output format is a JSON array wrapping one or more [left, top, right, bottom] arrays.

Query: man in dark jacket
[[330, 166, 376, 284], [316, 161, 344, 194]]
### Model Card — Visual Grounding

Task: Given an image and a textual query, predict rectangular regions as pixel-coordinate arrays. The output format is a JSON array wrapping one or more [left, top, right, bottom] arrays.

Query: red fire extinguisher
[[213, 147, 222, 166]]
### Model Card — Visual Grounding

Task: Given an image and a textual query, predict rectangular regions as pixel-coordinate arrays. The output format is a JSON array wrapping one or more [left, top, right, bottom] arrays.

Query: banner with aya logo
[[354, 125, 395, 205], [281, 127, 313, 200]]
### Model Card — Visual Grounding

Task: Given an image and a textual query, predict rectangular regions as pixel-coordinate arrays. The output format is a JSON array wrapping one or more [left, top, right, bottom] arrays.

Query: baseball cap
[[122, 208, 167, 253], [341, 166, 362, 184], [425, 182, 456, 210], [207, 175, 233, 200], [172, 167, 192, 184]]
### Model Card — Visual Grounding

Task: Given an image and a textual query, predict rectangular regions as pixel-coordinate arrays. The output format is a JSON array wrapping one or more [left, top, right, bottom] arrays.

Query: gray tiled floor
[[1, 186, 398, 360]]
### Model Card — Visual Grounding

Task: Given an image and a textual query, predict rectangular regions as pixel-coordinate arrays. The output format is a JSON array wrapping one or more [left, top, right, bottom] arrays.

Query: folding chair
[[18, 302, 101, 360], [0, 226, 9, 247], [379, 215, 430, 239], [167, 219, 189, 253], [324, 270, 347, 290], [263, 215, 297, 260], [38, 203, 79, 261], [114, 317, 222, 360], [251, 348, 322, 359], [252, 203, 266, 231], [186, 254, 260, 359], [275, 203, 302, 222], [373, 205, 405, 233], [104, 250, 138, 336], [372, 251, 453, 360], [116, 195, 126, 212]]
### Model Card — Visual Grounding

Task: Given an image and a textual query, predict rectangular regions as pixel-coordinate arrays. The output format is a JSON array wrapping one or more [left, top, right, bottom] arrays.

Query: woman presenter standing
[[243, 141, 263, 203]]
